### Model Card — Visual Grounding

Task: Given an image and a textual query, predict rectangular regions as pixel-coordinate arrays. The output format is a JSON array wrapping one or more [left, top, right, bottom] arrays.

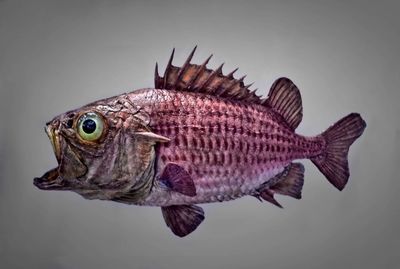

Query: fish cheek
[[108, 133, 153, 188], [58, 142, 87, 181]]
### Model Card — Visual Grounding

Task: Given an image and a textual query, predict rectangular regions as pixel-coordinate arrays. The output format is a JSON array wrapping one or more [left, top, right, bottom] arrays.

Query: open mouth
[[34, 121, 88, 191], [46, 125, 61, 163], [33, 124, 64, 190]]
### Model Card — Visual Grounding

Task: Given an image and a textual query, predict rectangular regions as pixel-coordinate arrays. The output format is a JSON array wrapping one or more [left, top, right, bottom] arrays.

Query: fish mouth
[[33, 123, 66, 190], [34, 120, 88, 191], [45, 124, 61, 163]]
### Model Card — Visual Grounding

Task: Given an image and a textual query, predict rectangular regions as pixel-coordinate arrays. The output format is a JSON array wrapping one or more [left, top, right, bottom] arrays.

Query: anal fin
[[271, 163, 304, 199], [257, 163, 304, 207], [159, 163, 196, 196], [259, 189, 283, 208], [161, 205, 205, 237]]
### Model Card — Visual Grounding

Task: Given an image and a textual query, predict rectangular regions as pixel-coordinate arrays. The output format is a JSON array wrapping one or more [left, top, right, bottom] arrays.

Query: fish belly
[[156, 154, 288, 205]]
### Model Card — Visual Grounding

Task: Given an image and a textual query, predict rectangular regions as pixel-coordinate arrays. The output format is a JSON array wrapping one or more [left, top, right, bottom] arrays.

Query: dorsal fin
[[154, 46, 263, 104], [262, 77, 303, 130]]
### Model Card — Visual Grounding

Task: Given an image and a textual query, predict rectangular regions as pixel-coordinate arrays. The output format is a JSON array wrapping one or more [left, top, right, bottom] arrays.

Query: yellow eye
[[77, 112, 105, 141]]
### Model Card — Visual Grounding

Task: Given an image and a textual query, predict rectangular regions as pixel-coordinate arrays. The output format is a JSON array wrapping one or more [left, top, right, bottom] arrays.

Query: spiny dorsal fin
[[154, 46, 263, 104], [263, 77, 303, 130]]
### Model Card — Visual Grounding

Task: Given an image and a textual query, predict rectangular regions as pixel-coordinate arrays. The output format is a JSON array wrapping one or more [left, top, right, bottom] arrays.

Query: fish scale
[[129, 89, 323, 206]]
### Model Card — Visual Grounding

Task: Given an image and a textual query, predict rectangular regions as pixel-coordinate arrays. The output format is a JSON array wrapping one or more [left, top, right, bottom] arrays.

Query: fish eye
[[77, 112, 105, 141]]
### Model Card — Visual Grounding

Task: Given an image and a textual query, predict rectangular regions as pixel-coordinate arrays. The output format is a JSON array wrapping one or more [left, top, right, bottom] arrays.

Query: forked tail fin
[[311, 113, 366, 190]]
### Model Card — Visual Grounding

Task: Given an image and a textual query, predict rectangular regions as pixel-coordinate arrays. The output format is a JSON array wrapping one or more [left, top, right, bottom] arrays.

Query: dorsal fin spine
[[212, 75, 229, 96], [175, 46, 197, 88], [238, 75, 246, 82], [163, 48, 175, 88], [226, 68, 238, 78], [188, 54, 213, 90], [197, 63, 224, 91], [154, 62, 160, 88], [155, 47, 265, 104], [250, 88, 258, 95], [217, 78, 237, 96], [245, 82, 254, 89]]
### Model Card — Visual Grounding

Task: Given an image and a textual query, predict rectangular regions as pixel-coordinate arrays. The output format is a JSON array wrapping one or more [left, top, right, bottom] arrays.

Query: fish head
[[34, 94, 167, 198]]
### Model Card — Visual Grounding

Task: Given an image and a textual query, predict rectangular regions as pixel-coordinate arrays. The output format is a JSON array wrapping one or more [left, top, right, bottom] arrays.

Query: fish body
[[34, 48, 366, 237], [128, 88, 320, 206]]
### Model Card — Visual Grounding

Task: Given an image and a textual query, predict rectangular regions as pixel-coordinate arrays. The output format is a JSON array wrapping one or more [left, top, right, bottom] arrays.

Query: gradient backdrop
[[1, 1, 399, 268]]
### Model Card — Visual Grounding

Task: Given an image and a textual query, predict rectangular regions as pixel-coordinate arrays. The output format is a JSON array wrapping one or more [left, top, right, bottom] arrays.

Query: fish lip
[[33, 167, 67, 190], [45, 124, 61, 163], [34, 122, 64, 190]]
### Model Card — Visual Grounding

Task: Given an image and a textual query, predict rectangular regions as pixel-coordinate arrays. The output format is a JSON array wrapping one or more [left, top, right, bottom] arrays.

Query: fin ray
[[311, 113, 366, 190], [161, 205, 205, 237], [155, 47, 262, 103], [271, 163, 304, 199], [159, 163, 196, 196], [263, 77, 303, 130], [256, 163, 305, 207], [258, 189, 283, 208]]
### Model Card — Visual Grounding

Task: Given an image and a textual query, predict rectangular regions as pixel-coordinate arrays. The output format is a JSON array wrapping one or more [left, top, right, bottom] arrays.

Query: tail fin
[[311, 113, 366, 190]]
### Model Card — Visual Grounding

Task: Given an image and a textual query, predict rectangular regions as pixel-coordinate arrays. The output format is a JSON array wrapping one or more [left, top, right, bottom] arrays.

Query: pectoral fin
[[159, 163, 196, 197], [161, 205, 205, 237]]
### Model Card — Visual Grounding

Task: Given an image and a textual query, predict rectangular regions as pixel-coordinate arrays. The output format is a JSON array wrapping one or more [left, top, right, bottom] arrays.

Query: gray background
[[1, 0, 399, 268]]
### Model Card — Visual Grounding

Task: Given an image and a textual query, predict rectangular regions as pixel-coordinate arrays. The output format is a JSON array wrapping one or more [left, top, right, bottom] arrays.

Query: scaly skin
[[128, 89, 324, 206]]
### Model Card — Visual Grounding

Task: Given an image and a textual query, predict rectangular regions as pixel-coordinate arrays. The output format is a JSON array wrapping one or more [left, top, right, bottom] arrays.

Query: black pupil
[[82, 119, 97, 134]]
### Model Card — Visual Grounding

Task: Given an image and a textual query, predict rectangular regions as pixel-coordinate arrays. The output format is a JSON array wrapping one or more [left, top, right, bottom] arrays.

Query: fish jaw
[[45, 122, 61, 163], [34, 120, 67, 190], [33, 167, 68, 190]]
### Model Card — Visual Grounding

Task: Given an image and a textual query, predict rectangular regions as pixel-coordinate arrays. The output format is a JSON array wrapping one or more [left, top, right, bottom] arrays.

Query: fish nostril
[[66, 119, 73, 128]]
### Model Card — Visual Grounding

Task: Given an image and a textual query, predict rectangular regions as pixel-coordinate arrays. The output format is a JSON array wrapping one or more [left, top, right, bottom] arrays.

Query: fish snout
[[45, 120, 61, 163]]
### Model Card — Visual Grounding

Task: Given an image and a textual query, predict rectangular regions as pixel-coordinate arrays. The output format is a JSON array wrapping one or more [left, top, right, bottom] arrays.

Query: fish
[[34, 47, 366, 237]]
